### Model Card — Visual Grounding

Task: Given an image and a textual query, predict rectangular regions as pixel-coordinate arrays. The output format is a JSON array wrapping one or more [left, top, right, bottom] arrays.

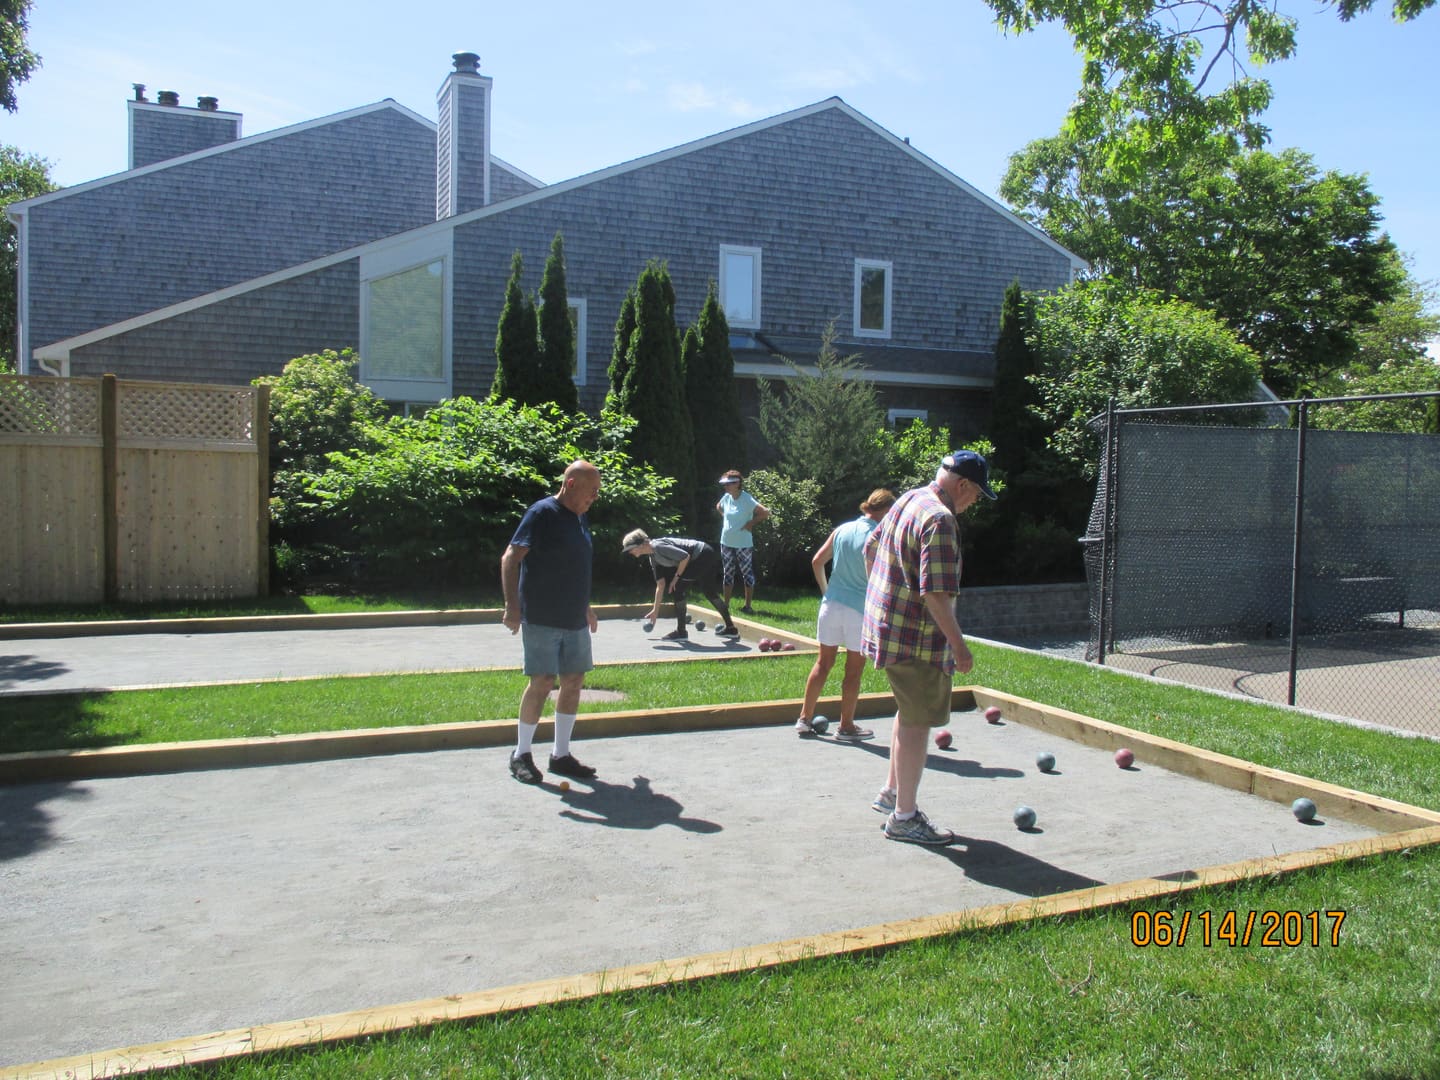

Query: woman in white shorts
[[795, 488, 896, 742]]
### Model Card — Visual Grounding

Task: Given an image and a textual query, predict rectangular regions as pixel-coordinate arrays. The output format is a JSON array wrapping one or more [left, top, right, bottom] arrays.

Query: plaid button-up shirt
[[861, 482, 962, 673]]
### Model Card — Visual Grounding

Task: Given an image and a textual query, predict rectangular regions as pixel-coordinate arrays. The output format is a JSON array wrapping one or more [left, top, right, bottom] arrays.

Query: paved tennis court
[[1, 708, 1388, 1068]]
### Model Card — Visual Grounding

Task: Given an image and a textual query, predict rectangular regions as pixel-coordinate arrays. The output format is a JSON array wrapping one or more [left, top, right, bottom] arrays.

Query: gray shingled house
[[6, 53, 1083, 437]]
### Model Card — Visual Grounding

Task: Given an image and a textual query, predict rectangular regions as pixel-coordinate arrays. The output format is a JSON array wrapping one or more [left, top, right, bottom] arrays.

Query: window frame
[[358, 233, 454, 402], [719, 244, 763, 330], [853, 258, 893, 339], [887, 408, 928, 429], [569, 298, 588, 386]]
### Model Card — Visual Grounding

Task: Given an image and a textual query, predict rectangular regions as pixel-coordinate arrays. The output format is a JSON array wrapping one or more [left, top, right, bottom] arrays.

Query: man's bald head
[[557, 459, 601, 513]]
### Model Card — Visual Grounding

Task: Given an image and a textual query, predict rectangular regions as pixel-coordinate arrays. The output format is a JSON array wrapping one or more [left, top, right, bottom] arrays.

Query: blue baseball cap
[[942, 450, 997, 500]]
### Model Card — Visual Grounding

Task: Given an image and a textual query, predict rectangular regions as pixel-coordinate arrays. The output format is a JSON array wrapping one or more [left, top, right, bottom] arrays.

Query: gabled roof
[[399, 97, 1086, 272], [34, 96, 1084, 362]]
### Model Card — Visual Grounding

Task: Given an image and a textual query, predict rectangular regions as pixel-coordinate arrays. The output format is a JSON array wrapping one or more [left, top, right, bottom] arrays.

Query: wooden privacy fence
[[0, 374, 269, 605]]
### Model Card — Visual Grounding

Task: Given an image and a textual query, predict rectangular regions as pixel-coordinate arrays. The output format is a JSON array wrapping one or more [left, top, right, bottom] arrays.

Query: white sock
[[553, 712, 577, 758], [893, 808, 917, 821], [515, 721, 537, 758]]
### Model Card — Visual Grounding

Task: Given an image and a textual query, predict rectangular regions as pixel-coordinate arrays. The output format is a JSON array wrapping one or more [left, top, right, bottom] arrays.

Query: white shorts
[[816, 597, 864, 651]]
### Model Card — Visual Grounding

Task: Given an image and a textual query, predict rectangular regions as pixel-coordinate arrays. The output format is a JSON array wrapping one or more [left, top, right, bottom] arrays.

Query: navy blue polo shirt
[[510, 495, 593, 630]]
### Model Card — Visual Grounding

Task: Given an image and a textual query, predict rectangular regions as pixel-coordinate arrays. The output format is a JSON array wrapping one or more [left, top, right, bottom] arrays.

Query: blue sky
[[4, 0, 1437, 298]]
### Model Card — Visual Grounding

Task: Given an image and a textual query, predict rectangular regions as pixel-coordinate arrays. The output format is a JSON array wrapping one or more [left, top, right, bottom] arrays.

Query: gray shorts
[[521, 623, 594, 677]]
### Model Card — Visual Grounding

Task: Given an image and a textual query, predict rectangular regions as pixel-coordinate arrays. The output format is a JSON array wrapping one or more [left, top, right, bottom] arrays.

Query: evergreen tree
[[756, 322, 886, 523], [491, 250, 540, 404], [606, 288, 638, 410], [684, 281, 746, 493], [535, 231, 579, 411], [988, 280, 1044, 476], [619, 261, 694, 524]]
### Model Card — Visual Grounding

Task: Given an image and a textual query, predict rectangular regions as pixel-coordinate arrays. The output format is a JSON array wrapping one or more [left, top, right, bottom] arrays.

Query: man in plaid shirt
[[862, 450, 996, 844]]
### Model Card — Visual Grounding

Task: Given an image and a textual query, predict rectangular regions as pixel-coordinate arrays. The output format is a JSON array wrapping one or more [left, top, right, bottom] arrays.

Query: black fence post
[[1287, 398, 1309, 707]]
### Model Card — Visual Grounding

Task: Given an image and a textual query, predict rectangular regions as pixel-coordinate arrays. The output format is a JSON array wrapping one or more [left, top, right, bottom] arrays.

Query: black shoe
[[509, 751, 542, 784], [663, 628, 689, 640], [740, 604, 754, 614], [717, 624, 740, 636], [548, 753, 597, 780]]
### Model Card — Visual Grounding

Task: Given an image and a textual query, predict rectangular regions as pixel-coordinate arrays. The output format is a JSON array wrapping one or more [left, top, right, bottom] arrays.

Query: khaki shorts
[[883, 658, 953, 728]]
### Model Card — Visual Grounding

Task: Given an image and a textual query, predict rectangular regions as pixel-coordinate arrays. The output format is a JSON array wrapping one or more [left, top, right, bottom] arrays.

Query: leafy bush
[[1028, 281, 1263, 476], [270, 392, 675, 590], [742, 469, 832, 585]]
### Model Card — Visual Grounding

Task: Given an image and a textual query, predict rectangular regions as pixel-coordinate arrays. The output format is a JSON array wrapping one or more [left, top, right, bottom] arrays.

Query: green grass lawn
[[6, 606, 1440, 1077]]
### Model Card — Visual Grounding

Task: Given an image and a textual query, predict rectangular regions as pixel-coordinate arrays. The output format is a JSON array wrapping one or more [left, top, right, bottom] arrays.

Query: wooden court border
[[5, 686, 1440, 1078]]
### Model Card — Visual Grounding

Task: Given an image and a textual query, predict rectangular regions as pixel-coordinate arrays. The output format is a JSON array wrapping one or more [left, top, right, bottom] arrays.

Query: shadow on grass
[[0, 692, 138, 755], [556, 774, 722, 833]]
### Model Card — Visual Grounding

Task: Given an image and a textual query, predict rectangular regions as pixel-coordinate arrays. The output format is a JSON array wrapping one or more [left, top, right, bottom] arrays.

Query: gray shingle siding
[[67, 262, 359, 384], [490, 163, 541, 204], [27, 107, 434, 351], [449, 106, 1072, 412], [130, 105, 241, 168]]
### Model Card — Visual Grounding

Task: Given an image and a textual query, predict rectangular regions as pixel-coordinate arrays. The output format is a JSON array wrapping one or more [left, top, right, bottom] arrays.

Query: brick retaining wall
[[959, 582, 1090, 639]]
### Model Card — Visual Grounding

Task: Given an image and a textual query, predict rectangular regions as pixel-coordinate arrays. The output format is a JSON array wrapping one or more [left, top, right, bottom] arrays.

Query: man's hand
[[502, 604, 521, 635], [587, 607, 598, 633], [953, 640, 974, 675]]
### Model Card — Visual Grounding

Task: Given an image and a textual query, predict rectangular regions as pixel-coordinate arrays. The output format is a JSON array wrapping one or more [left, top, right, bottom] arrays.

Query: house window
[[569, 299, 588, 385], [719, 244, 762, 329], [854, 258, 893, 338], [888, 408, 928, 429], [360, 234, 453, 402]]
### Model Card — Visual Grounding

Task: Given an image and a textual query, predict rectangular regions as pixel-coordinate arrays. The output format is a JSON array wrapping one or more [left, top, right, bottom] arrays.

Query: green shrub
[[291, 397, 674, 588], [743, 468, 832, 585]]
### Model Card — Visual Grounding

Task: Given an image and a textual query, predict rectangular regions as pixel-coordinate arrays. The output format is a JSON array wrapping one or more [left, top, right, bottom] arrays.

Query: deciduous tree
[[1003, 142, 1402, 396], [1, 0, 41, 113], [1, 144, 54, 371], [1027, 281, 1263, 474]]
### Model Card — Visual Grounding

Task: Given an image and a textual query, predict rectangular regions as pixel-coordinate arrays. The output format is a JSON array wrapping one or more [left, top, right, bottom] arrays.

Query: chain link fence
[[1083, 392, 1440, 737]]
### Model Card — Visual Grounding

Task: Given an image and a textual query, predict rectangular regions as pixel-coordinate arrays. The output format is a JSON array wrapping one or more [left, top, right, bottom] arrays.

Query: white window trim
[[719, 244, 762, 330], [359, 232, 454, 402], [888, 408, 928, 428], [853, 258, 893, 339], [570, 298, 588, 386]]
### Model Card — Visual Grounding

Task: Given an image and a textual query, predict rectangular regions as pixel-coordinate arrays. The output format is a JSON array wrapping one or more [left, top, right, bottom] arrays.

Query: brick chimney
[[436, 51, 492, 219], [128, 88, 242, 169]]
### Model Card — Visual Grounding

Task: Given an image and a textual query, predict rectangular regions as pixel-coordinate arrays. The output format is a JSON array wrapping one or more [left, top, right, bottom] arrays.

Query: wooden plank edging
[[6, 822, 1438, 1080]]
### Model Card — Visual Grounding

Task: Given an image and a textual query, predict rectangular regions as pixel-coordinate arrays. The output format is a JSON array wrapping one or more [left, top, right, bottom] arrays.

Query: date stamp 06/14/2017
[[1130, 909, 1347, 948]]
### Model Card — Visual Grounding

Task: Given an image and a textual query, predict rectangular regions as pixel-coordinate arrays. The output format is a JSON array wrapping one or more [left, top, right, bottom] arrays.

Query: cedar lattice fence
[[0, 374, 270, 605]]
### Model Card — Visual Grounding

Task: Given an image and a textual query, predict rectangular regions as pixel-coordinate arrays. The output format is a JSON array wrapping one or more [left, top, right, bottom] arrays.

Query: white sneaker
[[871, 789, 897, 814]]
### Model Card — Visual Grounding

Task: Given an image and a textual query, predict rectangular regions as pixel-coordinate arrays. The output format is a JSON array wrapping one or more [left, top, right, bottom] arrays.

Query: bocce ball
[[811, 715, 831, 735], [1291, 797, 1317, 822], [934, 728, 953, 750], [695, 621, 706, 631], [781, 642, 796, 651], [984, 706, 1002, 724], [1013, 805, 1037, 829], [1036, 750, 1056, 773], [642, 620, 655, 633], [1114, 747, 1135, 769]]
